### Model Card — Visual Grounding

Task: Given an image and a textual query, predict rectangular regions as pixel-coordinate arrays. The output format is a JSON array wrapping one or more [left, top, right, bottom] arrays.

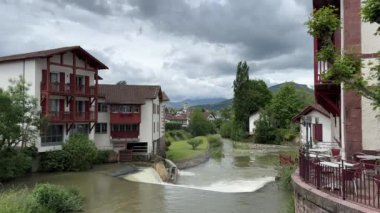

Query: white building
[[0, 46, 108, 152], [249, 112, 260, 135], [94, 84, 169, 157]]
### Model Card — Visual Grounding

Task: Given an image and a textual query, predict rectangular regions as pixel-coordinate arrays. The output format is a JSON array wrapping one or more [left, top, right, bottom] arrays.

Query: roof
[[98, 84, 167, 104], [292, 104, 330, 123], [162, 92, 170, 102], [166, 114, 187, 121], [0, 46, 108, 69]]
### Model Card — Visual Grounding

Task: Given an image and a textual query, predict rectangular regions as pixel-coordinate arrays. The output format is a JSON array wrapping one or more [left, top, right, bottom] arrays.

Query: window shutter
[[60, 72, 65, 91], [313, 124, 323, 142]]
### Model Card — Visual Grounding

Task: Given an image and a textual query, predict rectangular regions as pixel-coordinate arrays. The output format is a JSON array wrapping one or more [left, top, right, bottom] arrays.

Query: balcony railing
[[47, 111, 96, 123], [41, 82, 95, 96], [299, 148, 380, 209], [111, 131, 139, 139]]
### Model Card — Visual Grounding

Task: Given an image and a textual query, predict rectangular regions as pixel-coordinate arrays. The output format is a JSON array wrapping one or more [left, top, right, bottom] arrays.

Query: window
[[76, 75, 84, 87], [111, 124, 139, 132], [153, 122, 155, 133], [131, 124, 139, 131], [76, 101, 84, 113], [41, 125, 63, 146], [133, 106, 140, 113], [50, 73, 59, 83], [157, 121, 159, 132], [98, 103, 108, 112], [157, 105, 160, 114], [72, 124, 89, 135], [95, 123, 107, 134], [153, 104, 156, 114], [49, 99, 59, 112]]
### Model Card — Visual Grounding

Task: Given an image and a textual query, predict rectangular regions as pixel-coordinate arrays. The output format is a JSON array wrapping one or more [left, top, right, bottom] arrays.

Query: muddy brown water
[[7, 140, 295, 213]]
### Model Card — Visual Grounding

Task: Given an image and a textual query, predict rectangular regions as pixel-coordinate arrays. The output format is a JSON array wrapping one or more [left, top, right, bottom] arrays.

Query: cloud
[[0, 0, 314, 101]]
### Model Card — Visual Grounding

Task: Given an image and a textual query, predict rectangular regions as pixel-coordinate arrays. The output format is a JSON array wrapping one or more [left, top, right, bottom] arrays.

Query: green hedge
[[165, 122, 182, 130], [0, 151, 32, 182]]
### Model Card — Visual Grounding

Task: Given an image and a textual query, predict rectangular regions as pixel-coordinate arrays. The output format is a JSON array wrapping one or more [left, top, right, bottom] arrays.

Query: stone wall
[[292, 170, 378, 213]]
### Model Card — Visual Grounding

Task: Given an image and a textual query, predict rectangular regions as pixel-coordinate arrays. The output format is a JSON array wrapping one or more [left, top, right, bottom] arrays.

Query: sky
[[0, 0, 313, 101]]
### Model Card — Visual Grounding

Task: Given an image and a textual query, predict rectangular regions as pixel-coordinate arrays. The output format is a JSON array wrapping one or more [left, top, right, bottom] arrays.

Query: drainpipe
[[340, 0, 346, 160]]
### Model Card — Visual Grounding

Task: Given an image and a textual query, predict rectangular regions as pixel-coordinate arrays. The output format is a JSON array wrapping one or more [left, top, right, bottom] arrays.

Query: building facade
[[313, 0, 380, 158], [0, 46, 108, 152], [94, 85, 169, 157]]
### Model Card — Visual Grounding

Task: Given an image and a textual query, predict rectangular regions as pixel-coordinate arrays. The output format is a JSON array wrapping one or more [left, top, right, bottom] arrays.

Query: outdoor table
[[319, 161, 356, 191], [309, 148, 329, 153], [305, 153, 330, 159], [356, 155, 380, 160]]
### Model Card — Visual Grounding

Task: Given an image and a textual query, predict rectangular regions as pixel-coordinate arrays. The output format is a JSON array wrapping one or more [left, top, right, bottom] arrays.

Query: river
[[9, 139, 295, 213]]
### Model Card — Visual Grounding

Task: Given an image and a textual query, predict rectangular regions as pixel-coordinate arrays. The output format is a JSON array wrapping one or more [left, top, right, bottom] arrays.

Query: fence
[[299, 148, 380, 209]]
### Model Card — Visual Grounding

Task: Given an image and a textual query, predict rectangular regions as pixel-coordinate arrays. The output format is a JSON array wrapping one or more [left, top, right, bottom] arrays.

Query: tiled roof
[[98, 84, 166, 104], [292, 104, 330, 123], [0, 46, 108, 69], [162, 91, 170, 101]]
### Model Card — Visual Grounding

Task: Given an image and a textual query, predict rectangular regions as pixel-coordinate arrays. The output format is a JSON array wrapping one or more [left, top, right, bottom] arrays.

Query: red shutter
[[41, 101, 47, 114], [59, 99, 64, 118], [313, 124, 323, 142], [70, 74, 74, 92], [85, 76, 89, 95], [85, 101, 89, 112], [60, 72, 65, 92], [42, 69, 47, 90]]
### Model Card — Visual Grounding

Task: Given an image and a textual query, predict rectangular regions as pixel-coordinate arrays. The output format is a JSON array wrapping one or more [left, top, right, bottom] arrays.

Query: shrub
[[165, 122, 182, 130], [276, 164, 297, 190], [39, 150, 72, 172], [0, 188, 52, 213], [0, 151, 32, 182], [31, 184, 82, 212], [21, 145, 38, 159], [94, 150, 113, 164], [207, 135, 223, 158], [187, 138, 203, 150], [229, 121, 245, 141], [63, 134, 97, 171], [220, 120, 232, 138], [188, 109, 215, 136]]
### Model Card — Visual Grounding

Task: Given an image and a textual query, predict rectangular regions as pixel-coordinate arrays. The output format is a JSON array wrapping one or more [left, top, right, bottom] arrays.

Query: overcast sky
[[0, 0, 313, 101]]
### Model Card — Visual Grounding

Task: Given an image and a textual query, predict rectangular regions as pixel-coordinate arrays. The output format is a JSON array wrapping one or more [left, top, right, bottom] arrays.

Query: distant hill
[[192, 82, 314, 110], [167, 98, 228, 109]]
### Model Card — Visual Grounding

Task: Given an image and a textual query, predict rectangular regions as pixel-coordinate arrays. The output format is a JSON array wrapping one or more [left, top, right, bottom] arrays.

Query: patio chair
[[360, 159, 378, 176], [374, 175, 380, 196], [331, 148, 341, 162], [340, 164, 364, 195], [352, 152, 366, 162]]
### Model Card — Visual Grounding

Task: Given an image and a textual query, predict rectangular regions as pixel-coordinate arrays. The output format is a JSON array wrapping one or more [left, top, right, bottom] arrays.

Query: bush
[[0, 188, 52, 213], [94, 150, 113, 164], [207, 135, 223, 158], [187, 138, 203, 150], [21, 146, 38, 159], [188, 109, 216, 136], [220, 121, 232, 138], [276, 164, 297, 190], [0, 151, 32, 182], [31, 184, 82, 212], [229, 121, 245, 141], [63, 134, 97, 171], [39, 150, 72, 172], [165, 122, 182, 130]]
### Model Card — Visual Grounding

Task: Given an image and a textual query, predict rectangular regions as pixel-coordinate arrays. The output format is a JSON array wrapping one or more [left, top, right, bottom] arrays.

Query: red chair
[[374, 175, 380, 196], [341, 164, 364, 195], [331, 148, 341, 161], [361, 159, 377, 175]]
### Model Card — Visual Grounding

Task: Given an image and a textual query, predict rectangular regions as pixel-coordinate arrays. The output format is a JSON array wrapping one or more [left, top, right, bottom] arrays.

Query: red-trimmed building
[[95, 84, 169, 157], [0, 46, 108, 152], [311, 0, 380, 158]]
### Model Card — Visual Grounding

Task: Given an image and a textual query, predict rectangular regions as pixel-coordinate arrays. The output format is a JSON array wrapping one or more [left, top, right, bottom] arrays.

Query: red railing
[[47, 111, 96, 123], [41, 82, 71, 95], [299, 148, 380, 209], [111, 131, 139, 139], [75, 85, 95, 96]]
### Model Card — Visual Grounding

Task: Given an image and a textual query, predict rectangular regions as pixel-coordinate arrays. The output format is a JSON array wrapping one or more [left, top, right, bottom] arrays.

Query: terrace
[[298, 147, 380, 210]]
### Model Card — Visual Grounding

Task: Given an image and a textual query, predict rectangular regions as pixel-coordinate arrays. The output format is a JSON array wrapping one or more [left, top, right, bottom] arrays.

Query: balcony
[[75, 85, 95, 97], [47, 111, 96, 123], [111, 131, 139, 139], [41, 82, 71, 95], [110, 113, 141, 124]]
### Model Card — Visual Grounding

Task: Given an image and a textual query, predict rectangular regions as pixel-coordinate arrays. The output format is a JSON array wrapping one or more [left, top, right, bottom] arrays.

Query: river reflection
[[8, 140, 295, 213]]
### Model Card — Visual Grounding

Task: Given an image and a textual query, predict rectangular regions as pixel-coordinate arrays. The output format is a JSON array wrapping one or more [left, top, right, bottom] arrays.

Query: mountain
[[192, 82, 313, 110], [167, 98, 228, 109]]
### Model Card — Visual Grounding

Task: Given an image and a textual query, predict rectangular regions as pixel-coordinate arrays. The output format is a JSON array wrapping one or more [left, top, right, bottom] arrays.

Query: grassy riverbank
[[166, 136, 208, 162]]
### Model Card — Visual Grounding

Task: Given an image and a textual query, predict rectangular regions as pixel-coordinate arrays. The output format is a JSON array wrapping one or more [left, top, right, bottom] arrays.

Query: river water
[[9, 140, 294, 213]]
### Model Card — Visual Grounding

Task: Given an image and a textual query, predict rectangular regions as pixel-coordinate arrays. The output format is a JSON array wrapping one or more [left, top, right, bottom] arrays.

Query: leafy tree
[[63, 134, 97, 171], [0, 76, 44, 151], [187, 138, 203, 150], [254, 110, 277, 144], [188, 109, 215, 136], [232, 62, 272, 132], [268, 83, 303, 129], [116, 80, 127, 85]]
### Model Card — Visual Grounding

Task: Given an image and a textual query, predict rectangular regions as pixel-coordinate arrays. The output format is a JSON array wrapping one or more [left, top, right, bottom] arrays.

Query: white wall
[[249, 113, 260, 135], [140, 99, 153, 153], [299, 111, 332, 145], [94, 100, 112, 149], [361, 98, 380, 150]]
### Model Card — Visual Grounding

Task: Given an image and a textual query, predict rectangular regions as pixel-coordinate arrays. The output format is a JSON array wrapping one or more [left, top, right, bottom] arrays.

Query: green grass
[[166, 136, 208, 162]]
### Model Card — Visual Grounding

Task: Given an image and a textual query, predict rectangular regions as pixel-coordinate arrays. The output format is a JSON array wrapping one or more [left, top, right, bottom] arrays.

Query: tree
[[268, 83, 303, 129], [116, 80, 127, 85], [254, 110, 277, 144], [0, 76, 44, 151], [188, 109, 215, 136], [233, 78, 272, 131], [187, 138, 203, 150], [63, 134, 98, 171]]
